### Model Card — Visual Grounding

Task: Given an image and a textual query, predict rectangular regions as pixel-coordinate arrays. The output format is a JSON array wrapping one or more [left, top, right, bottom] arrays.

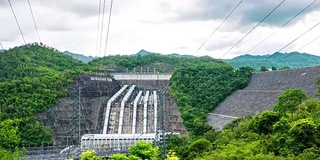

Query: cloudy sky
[[1, 0, 320, 59]]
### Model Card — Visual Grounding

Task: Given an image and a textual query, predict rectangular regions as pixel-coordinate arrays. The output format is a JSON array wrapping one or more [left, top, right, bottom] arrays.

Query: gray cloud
[[164, 0, 320, 27]]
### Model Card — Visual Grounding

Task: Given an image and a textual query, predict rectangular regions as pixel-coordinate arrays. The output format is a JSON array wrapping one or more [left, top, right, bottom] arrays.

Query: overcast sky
[[1, 0, 320, 59]]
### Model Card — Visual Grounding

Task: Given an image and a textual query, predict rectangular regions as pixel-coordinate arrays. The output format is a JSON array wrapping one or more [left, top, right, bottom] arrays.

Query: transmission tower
[[156, 90, 167, 159], [69, 85, 83, 146]]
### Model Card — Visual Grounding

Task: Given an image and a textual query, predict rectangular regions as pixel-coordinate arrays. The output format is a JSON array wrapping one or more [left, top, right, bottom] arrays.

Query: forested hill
[[226, 52, 320, 70], [87, 52, 198, 73], [62, 51, 96, 63], [0, 43, 84, 157], [136, 49, 196, 58], [0, 44, 83, 81]]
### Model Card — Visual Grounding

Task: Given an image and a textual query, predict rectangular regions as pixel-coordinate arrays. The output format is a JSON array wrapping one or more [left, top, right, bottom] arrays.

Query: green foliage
[[289, 118, 316, 149], [0, 43, 83, 154], [273, 89, 309, 118], [166, 150, 179, 160], [109, 154, 129, 160], [168, 89, 320, 159], [0, 147, 26, 160], [107, 142, 159, 160], [63, 51, 97, 63], [186, 138, 212, 159], [0, 119, 21, 149], [260, 66, 269, 72], [80, 149, 103, 160], [87, 53, 182, 72], [249, 110, 280, 135], [129, 141, 159, 160], [316, 77, 320, 97], [169, 60, 252, 135]]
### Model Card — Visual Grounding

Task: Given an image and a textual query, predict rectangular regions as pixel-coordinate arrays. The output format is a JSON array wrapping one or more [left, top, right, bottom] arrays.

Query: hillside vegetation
[[63, 51, 96, 63], [226, 52, 320, 70], [0, 43, 84, 158], [87, 53, 195, 73], [169, 60, 252, 135], [167, 88, 320, 159]]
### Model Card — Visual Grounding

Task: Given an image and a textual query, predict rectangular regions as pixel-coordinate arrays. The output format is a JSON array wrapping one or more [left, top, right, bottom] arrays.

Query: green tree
[[0, 119, 21, 149], [80, 149, 102, 160], [249, 110, 280, 135], [109, 154, 129, 160], [166, 150, 179, 160], [0, 147, 25, 160], [129, 141, 159, 160], [273, 89, 308, 118], [316, 77, 320, 97], [260, 66, 269, 72], [186, 138, 212, 159], [289, 119, 316, 150]]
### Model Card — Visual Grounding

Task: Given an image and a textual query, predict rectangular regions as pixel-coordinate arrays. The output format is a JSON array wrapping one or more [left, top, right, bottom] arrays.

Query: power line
[[296, 34, 320, 51], [246, 0, 317, 54], [103, 0, 114, 57], [27, 0, 41, 43], [98, 0, 107, 57], [8, 0, 27, 44], [95, 0, 102, 56], [266, 21, 320, 61], [0, 42, 4, 50], [195, 0, 244, 54], [220, 0, 286, 59]]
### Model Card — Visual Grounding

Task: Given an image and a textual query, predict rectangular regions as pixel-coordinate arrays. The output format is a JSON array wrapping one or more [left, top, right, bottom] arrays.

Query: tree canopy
[[169, 60, 252, 135], [0, 43, 84, 157]]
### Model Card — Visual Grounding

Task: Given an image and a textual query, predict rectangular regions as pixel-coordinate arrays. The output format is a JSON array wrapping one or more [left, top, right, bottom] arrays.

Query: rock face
[[208, 66, 320, 130], [37, 74, 121, 145]]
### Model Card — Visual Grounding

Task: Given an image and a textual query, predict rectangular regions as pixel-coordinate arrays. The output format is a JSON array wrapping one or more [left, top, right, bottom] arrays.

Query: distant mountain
[[226, 52, 320, 70], [135, 49, 195, 58], [135, 49, 155, 56], [0, 49, 4, 52], [62, 51, 96, 63]]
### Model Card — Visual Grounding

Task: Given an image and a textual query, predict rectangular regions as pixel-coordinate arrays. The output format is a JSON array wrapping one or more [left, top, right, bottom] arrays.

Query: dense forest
[[169, 60, 252, 135], [0, 43, 84, 158]]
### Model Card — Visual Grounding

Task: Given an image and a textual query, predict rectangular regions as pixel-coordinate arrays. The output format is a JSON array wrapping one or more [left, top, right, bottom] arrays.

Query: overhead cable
[[266, 21, 320, 61], [0, 42, 4, 50], [296, 34, 320, 51], [246, 0, 318, 54], [8, 0, 27, 44], [27, 0, 41, 43], [103, 0, 114, 57], [98, 0, 107, 57], [195, 0, 244, 54], [220, 0, 286, 59], [95, 0, 102, 56]]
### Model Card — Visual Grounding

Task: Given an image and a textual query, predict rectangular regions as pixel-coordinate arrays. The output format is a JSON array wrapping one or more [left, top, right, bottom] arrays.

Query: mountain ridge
[[225, 52, 320, 70], [63, 49, 320, 70]]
